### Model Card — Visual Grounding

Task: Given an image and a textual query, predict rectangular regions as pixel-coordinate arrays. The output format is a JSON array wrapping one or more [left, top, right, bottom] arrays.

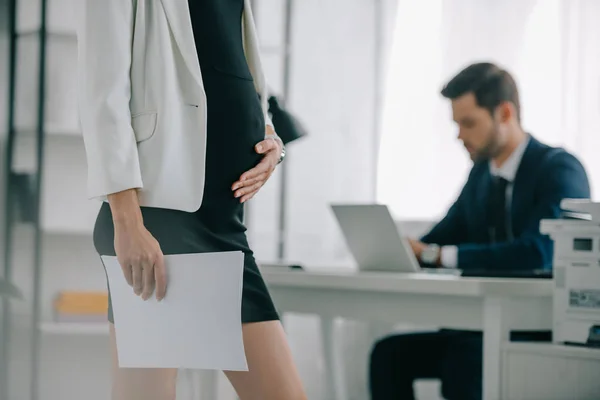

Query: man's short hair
[[441, 62, 521, 122]]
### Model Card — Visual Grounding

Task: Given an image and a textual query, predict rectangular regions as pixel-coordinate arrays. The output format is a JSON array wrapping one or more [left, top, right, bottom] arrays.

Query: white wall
[[250, 0, 400, 264]]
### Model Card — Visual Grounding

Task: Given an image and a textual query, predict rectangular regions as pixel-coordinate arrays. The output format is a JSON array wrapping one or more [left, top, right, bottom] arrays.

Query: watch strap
[[267, 134, 286, 164]]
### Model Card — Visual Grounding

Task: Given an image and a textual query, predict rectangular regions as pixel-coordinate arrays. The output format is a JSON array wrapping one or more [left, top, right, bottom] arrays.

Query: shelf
[[15, 124, 82, 138], [16, 29, 77, 39], [39, 322, 109, 336], [11, 130, 100, 233], [16, 0, 79, 37], [13, 220, 95, 237], [42, 226, 95, 236], [15, 31, 78, 134], [13, 128, 84, 173]]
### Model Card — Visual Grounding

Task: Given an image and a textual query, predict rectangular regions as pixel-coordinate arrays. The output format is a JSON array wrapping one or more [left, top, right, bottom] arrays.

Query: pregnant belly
[[202, 74, 266, 200]]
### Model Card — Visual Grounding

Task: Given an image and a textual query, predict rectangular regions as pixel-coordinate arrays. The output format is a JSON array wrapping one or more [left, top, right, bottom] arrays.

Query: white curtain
[[378, 0, 600, 221], [252, 0, 399, 265]]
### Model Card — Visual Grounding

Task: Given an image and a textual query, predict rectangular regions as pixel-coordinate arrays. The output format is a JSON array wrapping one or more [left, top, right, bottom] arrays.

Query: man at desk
[[369, 62, 591, 400]]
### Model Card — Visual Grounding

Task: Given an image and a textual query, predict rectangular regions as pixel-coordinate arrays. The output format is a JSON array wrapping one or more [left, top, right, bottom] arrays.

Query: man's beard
[[472, 126, 503, 162]]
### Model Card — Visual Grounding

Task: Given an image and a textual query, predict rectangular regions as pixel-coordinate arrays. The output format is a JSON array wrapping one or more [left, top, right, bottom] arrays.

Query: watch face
[[422, 245, 439, 264], [278, 147, 286, 164]]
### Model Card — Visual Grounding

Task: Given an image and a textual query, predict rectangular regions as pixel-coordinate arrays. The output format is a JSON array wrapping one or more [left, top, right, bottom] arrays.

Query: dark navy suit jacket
[[421, 136, 591, 270]]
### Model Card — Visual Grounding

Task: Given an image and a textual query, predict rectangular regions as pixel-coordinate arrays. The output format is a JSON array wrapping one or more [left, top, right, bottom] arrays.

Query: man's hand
[[408, 238, 443, 266], [232, 126, 283, 203], [407, 238, 427, 260]]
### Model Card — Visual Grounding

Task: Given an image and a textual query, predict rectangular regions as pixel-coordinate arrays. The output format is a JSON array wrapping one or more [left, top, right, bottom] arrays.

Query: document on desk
[[102, 251, 247, 371]]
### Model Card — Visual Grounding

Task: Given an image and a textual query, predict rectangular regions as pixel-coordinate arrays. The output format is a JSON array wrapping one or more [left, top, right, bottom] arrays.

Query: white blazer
[[77, 0, 271, 212]]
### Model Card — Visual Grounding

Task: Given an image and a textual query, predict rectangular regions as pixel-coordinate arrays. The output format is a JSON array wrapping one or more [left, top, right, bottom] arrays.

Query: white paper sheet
[[102, 251, 247, 371]]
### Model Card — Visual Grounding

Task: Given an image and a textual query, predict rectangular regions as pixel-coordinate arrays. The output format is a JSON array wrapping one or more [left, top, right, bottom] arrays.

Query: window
[[377, 0, 600, 221]]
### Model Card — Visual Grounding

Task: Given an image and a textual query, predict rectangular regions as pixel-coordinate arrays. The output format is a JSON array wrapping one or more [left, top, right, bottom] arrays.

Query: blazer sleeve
[[457, 151, 591, 270], [77, 0, 143, 200], [421, 174, 472, 246]]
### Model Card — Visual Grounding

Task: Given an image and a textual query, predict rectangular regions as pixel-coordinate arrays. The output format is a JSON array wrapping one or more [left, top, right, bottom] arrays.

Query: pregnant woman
[[77, 1, 306, 399]]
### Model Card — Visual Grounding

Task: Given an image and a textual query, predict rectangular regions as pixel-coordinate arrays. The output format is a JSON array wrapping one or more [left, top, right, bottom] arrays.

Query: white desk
[[261, 267, 553, 400]]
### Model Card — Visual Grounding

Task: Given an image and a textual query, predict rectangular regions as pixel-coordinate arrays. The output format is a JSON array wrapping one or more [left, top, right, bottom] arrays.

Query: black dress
[[93, 0, 279, 324]]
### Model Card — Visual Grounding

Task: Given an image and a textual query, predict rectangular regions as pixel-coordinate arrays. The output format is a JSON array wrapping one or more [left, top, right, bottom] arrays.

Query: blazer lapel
[[242, 0, 266, 95], [477, 166, 493, 241], [241, 0, 269, 121], [510, 136, 539, 232], [159, 0, 203, 88]]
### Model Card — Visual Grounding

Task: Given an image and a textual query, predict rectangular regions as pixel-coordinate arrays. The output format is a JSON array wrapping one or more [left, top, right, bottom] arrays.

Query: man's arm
[[420, 172, 475, 246], [457, 151, 590, 271], [412, 173, 474, 267], [420, 199, 467, 246], [418, 200, 465, 267]]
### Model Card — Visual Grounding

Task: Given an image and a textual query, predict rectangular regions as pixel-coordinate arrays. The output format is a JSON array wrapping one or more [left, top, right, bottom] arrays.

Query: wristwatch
[[277, 140, 286, 164], [270, 134, 286, 164], [421, 244, 440, 265]]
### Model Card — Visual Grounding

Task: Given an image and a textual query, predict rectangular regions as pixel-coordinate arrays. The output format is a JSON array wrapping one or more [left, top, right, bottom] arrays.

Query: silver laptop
[[331, 204, 421, 273]]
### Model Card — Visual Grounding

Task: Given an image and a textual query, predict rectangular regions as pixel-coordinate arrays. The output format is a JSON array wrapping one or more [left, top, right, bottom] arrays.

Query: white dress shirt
[[441, 136, 530, 268]]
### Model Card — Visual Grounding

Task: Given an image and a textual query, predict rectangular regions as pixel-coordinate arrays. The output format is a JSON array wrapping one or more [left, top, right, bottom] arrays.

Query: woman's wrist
[[108, 189, 143, 229], [265, 127, 285, 164]]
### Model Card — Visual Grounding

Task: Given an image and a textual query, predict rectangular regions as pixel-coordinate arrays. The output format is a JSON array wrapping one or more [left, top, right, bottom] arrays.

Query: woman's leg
[[225, 320, 307, 400], [109, 324, 178, 400]]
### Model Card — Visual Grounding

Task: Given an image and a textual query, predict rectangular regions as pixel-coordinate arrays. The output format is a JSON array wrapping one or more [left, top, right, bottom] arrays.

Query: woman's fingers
[[154, 254, 167, 301], [131, 262, 144, 296], [121, 264, 134, 287], [142, 261, 155, 300], [124, 253, 164, 300], [115, 225, 165, 300]]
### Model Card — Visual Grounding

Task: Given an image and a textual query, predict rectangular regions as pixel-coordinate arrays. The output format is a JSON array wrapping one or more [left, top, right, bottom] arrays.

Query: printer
[[540, 199, 600, 348]]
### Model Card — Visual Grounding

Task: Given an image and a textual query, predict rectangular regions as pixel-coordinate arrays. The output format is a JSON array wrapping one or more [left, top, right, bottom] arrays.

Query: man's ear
[[496, 101, 514, 123]]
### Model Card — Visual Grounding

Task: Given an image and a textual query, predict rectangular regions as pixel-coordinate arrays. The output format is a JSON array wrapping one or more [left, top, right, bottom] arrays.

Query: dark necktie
[[488, 176, 509, 243]]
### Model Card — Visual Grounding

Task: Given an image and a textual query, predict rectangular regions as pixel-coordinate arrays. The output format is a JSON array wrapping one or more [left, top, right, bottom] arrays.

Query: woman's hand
[[109, 190, 167, 301], [232, 126, 283, 203]]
